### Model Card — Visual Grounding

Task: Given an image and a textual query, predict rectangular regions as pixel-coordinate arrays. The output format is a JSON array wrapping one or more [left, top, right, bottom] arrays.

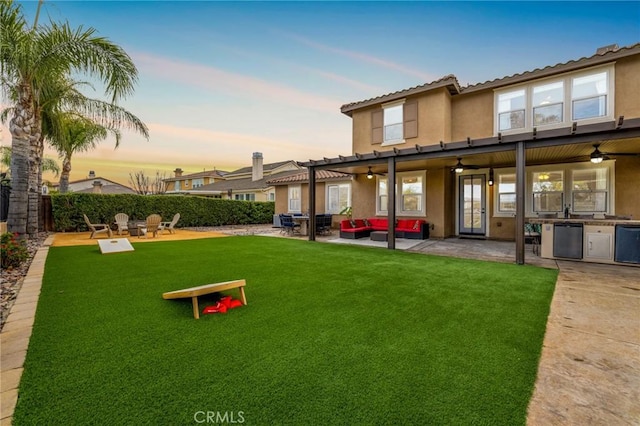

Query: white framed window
[[571, 168, 608, 212], [496, 173, 516, 214], [492, 162, 615, 217], [234, 193, 255, 201], [376, 171, 426, 216], [326, 182, 351, 214], [383, 101, 404, 145], [572, 71, 608, 121], [267, 191, 275, 202], [192, 178, 204, 188], [288, 185, 301, 213], [498, 89, 526, 131], [532, 171, 564, 213], [533, 81, 563, 126], [495, 65, 614, 135]]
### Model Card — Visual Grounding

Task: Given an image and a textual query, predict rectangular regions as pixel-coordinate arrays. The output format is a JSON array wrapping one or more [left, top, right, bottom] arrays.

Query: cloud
[[279, 31, 438, 82], [132, 52, 340, 113]]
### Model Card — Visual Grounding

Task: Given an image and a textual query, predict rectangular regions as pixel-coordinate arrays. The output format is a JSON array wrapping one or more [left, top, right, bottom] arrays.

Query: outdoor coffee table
[[127, 221, 145, 236], [370, 231, 388, 242]]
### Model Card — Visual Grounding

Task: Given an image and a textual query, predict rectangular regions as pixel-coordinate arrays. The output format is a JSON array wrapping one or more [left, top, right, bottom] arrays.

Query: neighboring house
[[189, 152, 303, 201], [300, 43, 640, 264], [267, 170, 354, 215], [53, 171, 136, 194], [164, 168, 228, 194]]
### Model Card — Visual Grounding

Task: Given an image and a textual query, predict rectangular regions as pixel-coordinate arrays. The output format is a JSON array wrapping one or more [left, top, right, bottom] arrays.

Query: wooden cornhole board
[[98, 238, 134, 254], [162, 279, 247, 319]]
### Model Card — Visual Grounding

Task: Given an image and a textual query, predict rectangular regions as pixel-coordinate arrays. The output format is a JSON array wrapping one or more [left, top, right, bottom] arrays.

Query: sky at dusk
[[1, 1, 639, 186]]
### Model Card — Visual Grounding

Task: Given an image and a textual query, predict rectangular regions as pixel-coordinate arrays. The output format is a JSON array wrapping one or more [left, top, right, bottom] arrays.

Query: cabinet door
[[586, 233, 612, 260]]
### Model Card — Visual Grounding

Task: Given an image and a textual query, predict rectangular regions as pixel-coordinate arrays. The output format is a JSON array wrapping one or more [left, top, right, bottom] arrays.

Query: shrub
[[1, 233, 29, 269]]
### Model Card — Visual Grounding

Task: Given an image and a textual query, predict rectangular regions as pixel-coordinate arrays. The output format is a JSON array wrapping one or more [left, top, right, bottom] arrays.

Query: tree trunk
[[59, 157, 72, 193], [7, 84, 40, 238]]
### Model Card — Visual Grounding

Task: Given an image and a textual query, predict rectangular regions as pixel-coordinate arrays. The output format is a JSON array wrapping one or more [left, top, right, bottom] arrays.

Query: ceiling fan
[[451, 158, 480, 173], [365, 166, 386, 179], [589, 144, 640, 163]]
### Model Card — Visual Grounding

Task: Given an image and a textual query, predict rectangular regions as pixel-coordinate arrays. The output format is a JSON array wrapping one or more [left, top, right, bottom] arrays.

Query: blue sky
[[3, 1, 639, 184]]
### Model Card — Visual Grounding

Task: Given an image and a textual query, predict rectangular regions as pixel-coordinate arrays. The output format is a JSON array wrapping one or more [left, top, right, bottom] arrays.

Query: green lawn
[[14, 236, 557, 425]]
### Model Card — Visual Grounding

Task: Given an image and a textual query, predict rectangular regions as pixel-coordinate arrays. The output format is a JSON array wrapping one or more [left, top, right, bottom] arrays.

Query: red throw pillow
[[363, 218, 371, 227]]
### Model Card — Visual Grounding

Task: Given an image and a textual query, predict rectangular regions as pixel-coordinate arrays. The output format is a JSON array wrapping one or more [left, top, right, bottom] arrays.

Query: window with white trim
[[326, 182, 351, 214], [492, 162, 614, 217], [288, 185, 301, 213], [497, 89, 526, 131], [192, 178, 204, 188], [234, 193, 255, 201], [495, 65, 613, 134], [571, 168, 608, 212], [532, 171, 564, 213], [383, 101, 403, 144], [376, 171, 426, 216], [496, 173, 516, 213]]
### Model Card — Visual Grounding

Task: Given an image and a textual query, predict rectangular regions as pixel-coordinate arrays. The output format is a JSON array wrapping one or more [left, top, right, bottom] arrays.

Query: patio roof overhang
[[302, 117, 640, 264], [300, 117, 640, 173]]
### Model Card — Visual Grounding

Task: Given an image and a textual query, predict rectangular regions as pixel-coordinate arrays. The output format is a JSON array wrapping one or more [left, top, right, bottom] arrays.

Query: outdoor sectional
[[339, 218, 429, 240]]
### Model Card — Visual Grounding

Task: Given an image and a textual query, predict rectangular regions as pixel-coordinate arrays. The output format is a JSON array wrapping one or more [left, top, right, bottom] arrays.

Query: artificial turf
[[13, 236, 557, 425]]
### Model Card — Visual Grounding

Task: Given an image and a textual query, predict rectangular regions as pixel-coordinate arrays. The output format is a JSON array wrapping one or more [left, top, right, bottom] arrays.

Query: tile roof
[[75, 184, 136, 195], [163, 169, 228, 182], [340, 74, 461, 115], [266, 170, 353, 185], [340, 43, 640, 114], [227, 160, 298, 176], [191, 170, 303, 192]]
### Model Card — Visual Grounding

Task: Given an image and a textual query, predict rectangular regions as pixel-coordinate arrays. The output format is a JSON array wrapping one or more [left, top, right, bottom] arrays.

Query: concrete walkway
[[527, 260, 640, 425], [1, 234, 638, 424], [1, 235, 53, 426]]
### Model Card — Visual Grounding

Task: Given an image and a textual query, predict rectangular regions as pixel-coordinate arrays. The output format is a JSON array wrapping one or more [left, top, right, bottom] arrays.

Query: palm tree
[[0, 0, 143, 237], [1, 145, 60, 179], [49, 114, 114, 193]]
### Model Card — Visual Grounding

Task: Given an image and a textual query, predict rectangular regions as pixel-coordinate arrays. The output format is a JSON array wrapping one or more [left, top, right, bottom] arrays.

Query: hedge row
[[51, 193, 275, 232]]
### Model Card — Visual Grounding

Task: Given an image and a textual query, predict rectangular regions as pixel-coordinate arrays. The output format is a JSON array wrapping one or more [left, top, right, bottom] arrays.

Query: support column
[[308, 166, 316, 241], [388, 158, 396, 250], [515, 141, 526, 265]]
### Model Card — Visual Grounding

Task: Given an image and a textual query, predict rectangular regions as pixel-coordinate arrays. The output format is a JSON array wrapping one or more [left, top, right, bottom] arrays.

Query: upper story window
[[192, 178, 204, 188], [572, 71, 607, 120], [495, 65, 613, 135], [326, 182, 351, 214], [383, 102, 404, 144], [533, 81, 563, 126], [372, 100, 417, 146], [498, 90, 525, 131]]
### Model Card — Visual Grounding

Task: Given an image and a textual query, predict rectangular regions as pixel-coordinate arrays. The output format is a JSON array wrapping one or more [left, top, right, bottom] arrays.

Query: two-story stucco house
[[301, 43, 640, 264]]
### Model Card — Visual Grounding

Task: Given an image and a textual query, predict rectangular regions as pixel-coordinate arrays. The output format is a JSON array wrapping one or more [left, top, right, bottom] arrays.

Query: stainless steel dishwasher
[[553, 223, 584, 259]]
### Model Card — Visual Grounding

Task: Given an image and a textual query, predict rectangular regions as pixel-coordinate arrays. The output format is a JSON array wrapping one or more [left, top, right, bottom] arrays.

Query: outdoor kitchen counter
[[530, 218, 640, 266]]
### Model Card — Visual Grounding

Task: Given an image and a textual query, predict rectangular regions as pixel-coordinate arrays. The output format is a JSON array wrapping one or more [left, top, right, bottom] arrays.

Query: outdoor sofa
[[339, 218, 429, 240]]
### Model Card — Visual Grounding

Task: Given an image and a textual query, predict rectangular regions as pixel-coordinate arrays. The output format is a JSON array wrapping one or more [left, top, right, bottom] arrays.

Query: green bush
[[50, 193, 275, 232], [1, 232, 29, 269]]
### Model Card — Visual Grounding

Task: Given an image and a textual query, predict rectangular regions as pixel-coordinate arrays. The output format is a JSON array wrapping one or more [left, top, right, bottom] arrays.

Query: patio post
[[308, 166, 316, 241], [388, 157, 396, 250], [515, 141, 526, 264]]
